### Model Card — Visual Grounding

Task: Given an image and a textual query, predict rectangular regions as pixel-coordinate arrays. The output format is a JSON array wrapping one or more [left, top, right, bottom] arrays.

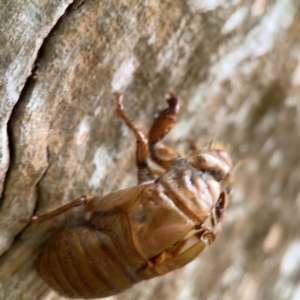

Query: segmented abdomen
[[38, 226, 144, 299]]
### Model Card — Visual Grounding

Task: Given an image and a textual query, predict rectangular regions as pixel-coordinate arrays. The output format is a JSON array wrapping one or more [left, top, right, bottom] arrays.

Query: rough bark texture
[[0, 0, 300, 299]]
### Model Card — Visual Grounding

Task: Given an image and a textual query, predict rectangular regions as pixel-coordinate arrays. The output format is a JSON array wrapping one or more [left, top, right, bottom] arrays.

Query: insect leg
[[138, 238, 208, 279], [148, 93, 180, 169], [156, 239, 207, 275], [116, 93, 154, 184], [20, 195, 95, 224]]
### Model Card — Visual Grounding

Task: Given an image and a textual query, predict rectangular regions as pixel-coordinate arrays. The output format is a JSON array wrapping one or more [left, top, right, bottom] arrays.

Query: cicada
[[22, 93, 233, 299]]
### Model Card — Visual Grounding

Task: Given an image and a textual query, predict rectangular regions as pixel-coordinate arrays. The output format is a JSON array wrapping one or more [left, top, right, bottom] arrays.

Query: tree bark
[[0, 1, 300, 299]]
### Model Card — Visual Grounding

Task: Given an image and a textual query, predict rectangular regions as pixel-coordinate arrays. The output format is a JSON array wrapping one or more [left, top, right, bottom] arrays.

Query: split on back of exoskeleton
[[21, 92, 233, 299], [116, 91, 233, 204]]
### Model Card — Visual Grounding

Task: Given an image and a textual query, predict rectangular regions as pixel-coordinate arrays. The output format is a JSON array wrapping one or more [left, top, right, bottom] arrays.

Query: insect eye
[[226, 186, 232, 194], [215, 205, 223, 219]]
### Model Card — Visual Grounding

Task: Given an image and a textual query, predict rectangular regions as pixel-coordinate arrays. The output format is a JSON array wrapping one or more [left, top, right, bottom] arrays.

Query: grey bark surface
[[0, 1, 300, 300]]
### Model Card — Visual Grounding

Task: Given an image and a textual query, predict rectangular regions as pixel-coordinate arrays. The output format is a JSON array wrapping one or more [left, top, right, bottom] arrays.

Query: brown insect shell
[[85, 182, 195, 261], [85, 157, 223, 261], [37, 154, 230, 299]]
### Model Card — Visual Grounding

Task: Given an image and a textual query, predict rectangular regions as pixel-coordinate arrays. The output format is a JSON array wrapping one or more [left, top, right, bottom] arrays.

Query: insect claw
[[200, 233, 209, 244], [116, 93, 124, 107], [165, 91, 175, 99]]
